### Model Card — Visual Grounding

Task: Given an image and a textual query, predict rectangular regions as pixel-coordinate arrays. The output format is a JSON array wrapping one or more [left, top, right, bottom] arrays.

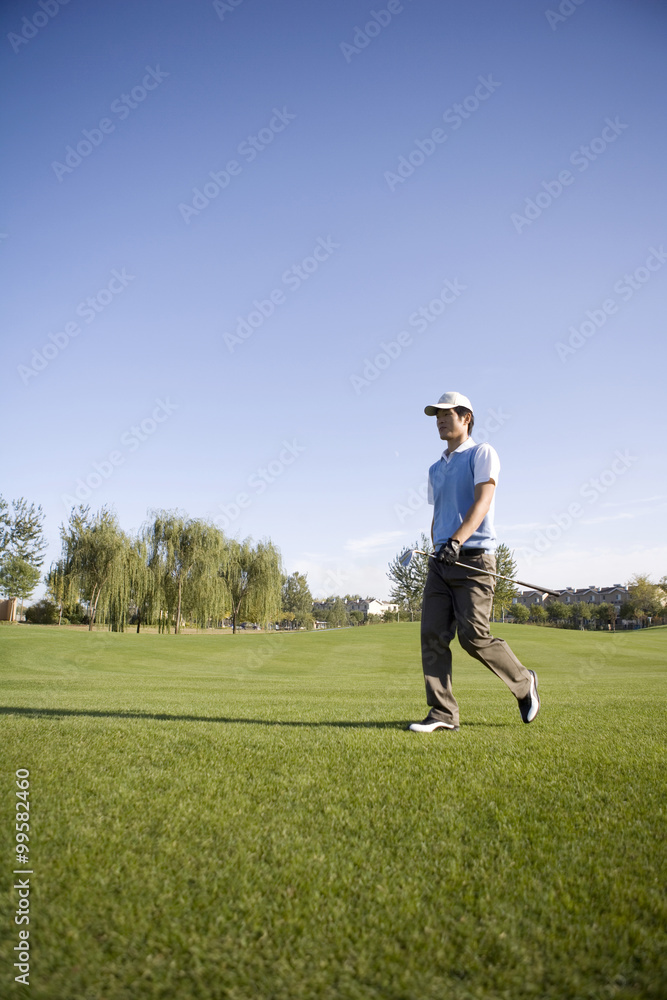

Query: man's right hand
[[436, 538, 461, 565]]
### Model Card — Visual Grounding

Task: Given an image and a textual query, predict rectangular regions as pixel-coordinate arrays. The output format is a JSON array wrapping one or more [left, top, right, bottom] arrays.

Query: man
[[409, 391, 540, 732]]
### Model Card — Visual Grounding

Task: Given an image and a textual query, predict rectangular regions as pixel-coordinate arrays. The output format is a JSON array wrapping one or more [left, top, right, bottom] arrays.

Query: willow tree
[[125, 537, 152, 632], [145, 511, 223, 634], [105, 535, 150, 632], [181, 532, 228, 630], [218, 538, 282, 633], [45, 559, 71, 626], [61, 506, 128, 630]]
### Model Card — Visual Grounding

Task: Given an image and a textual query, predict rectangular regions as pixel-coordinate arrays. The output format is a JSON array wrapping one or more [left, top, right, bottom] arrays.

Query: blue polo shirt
[[427, 437, 500, 551]]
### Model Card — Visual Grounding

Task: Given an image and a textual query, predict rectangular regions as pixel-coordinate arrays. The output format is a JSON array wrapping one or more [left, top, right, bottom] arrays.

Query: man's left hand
[[437, 538, 461, 565]]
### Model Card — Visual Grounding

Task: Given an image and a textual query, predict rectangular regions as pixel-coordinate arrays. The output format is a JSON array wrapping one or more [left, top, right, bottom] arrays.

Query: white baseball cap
[[424, 391, 473, 416]]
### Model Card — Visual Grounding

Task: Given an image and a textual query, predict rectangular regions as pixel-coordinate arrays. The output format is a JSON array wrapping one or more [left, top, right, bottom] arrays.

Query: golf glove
[[437, 538, 461, 565]]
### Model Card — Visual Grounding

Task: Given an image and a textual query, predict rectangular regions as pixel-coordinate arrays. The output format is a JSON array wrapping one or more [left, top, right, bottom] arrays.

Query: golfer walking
[[409, 392, 540, 732]]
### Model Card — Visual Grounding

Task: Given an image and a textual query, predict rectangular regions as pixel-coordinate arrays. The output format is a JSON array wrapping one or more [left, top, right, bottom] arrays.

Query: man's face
[[436, 407, 469, 440]]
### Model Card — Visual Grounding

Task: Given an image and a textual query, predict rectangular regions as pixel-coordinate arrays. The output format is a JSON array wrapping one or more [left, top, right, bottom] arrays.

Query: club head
[[399, 549, 415, 568]]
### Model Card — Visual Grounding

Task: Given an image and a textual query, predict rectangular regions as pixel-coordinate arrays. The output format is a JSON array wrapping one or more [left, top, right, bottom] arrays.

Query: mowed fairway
[[1, 625, 665, 1000]]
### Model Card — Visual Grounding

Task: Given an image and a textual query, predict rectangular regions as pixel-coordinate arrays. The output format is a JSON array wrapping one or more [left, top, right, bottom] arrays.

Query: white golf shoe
[[518, 670, 540, 723], [408, 717, 460, 732]]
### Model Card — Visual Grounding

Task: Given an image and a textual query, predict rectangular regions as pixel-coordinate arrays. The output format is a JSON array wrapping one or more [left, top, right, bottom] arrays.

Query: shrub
[[25, 600, 59, 625], [64, 602, 86, 624]]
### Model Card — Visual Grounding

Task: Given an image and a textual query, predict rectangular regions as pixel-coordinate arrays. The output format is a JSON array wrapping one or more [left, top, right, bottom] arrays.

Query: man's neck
[[445, 432, 469, 454]]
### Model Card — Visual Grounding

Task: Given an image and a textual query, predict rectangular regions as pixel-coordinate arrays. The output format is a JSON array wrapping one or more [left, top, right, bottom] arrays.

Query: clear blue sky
[[2, 0, 666, 599]]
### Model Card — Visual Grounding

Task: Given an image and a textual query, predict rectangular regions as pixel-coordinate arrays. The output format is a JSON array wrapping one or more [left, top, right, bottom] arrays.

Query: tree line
[[0, 495, 396, 633], [385, 536, 666, 628], [2, 494, 665, 631], [17, 504, 283, 633], [512, 574, 666, 628]]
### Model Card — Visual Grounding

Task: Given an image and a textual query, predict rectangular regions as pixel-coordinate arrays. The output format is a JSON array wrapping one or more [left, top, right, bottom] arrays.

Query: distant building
[[346, 599, 399, 616], [0, 598, 17, 621], [312, 598, 399, 618], [513, 590, 545, 608], [512, 584, 629, 609]]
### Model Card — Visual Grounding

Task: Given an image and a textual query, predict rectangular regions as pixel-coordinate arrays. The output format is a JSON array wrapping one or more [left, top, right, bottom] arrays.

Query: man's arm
[[451, 480, 495, 545]]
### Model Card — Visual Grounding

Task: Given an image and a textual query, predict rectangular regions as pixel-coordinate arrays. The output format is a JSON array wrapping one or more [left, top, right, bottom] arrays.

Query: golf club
[[398, 548, 560, 597]]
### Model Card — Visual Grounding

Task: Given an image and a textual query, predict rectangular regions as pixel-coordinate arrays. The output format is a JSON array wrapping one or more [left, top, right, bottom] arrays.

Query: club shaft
[[453, 560, 560, 597], [411, 550, 559, 597]]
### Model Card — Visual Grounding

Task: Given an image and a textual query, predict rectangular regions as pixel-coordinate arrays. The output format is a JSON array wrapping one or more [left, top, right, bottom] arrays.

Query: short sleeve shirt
[[427, 438, 500, 504]]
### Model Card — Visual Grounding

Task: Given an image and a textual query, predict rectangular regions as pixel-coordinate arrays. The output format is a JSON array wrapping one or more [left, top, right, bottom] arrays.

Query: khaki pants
[[420, 553, 532, 726]]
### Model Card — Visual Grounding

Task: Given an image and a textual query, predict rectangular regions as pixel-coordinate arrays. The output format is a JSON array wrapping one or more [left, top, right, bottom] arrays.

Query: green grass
[[1, 624, 665, 1000]]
